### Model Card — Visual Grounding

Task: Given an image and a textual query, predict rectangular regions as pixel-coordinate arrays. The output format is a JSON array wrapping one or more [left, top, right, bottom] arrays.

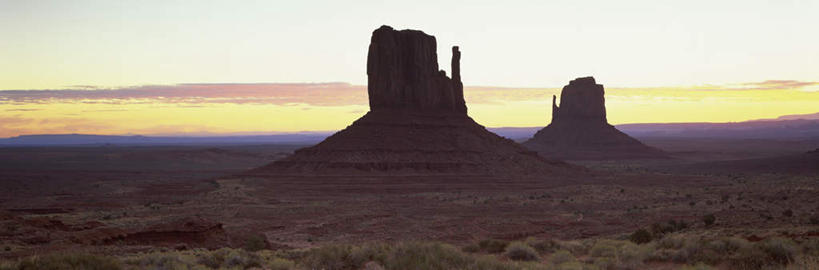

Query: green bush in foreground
[[758, 237, 798, 265], [548, 250, 575, 265], [15, 253, 121, 270], [3, 235, 818, 270], [629, 228, 653, 244], [703, 214, 716, 226], [243, 234, 267, 252], [301, 242, 532, 270], [524, 237, 558, 254], [504, 242, 539, 261], [478, 239, 510, 254]]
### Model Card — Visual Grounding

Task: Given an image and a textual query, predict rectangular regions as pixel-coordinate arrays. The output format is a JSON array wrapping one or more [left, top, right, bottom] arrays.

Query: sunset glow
[[2, 1, 817, 137], [2, 82, 817, 138]]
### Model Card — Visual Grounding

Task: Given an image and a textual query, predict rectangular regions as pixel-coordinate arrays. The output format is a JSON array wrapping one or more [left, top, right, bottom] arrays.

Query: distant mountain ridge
[[0, 133, 332, 146], [617, 118, 819, 139], [2, 114, 818, 146], [770, 112, 819, 121]]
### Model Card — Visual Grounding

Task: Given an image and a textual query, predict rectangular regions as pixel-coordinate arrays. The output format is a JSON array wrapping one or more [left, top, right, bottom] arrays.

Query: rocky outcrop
[[367, 26, 466, 113], [523, 77, 667, 160], [552, 77, 606, 124], [251, 26, 577, 175], [76, 217, 228, 248]]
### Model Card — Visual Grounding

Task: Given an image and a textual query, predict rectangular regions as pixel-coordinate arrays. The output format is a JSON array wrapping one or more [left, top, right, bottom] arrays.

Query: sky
[[1, 0, 818, 137]]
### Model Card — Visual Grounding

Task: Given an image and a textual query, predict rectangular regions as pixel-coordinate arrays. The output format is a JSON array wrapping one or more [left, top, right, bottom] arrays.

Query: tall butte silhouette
[[523, 77, 667, 160], [251, 25, 575, 175]]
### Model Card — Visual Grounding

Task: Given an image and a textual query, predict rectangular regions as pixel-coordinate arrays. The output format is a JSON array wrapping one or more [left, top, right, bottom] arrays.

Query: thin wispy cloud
[[740, 80, 818, 90], [0, 83, 367, 106], [0, 83, 557, 106], [692, 80, 819, 91], [3, 80, 815, 108]]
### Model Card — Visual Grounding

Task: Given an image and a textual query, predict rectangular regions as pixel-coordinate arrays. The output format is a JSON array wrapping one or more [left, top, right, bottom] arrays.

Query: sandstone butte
[[523, 77, 668, 160], [251, 25, 577, 175]]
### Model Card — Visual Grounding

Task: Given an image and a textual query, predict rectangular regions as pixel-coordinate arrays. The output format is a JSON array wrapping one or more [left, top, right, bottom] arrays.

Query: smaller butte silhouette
[[523, 77, 667, 160], [251, 25, 574, 175]]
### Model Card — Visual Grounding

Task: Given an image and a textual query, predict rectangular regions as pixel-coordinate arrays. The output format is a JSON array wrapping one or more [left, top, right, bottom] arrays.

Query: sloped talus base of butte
[[524, 121, 668, 160], [251, 110, 576, 175]]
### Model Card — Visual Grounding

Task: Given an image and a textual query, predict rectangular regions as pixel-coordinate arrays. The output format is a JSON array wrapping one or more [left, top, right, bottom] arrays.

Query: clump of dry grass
[[1, 235, 817, 270], [12, 253, 121, 270], [504, 242, 539, 261]]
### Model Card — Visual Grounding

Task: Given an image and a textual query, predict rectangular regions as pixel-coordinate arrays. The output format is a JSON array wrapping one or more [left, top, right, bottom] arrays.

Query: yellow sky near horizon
[[1, 82, 817, 138], [3, 1, 818, 138]]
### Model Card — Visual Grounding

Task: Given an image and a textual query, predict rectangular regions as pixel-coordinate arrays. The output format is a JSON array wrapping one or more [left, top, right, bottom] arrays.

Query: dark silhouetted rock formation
[[552, 77, 606, 124], [367, 26, 467, 113], [252, 26, 575, 175], [523, 77, 667, 160]]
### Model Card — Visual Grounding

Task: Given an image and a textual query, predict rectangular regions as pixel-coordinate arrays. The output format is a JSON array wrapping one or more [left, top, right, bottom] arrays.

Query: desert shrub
[[525, 237, 558, 254], [554, 261, 583, 270], [648, 248, 679, 262], [722, 237, 798, 270], [787, 255, 819, 270], [783, 209, 793, 217], [726, 245, 769, 270], [478, 239, 510, 254], [671, 248, 691, 263], [504, 242, 539, 261], [589, 241, 617, 258], [244, 234, 267, 252], [703, 214, 716, 226], [0, 262, 14, 270], [348, 243, 389, 267], [382, 242, 514, 270], [384, 242, 462, 269], [616, 242, 650, 268], [629, 228, 653, 244], [715, 237, 750, 255], [133, 252, 198, 269], [299, 242, 530, 270], [267, 257, 296, 270], [802, 238, 819, 256], [462, 243, 480, 253], [197, 249, 226, 268], [16, 253, 121, 270], [656, 234, 686, 250], [671, 219, 688, 230], [301, 244, 358, 270], [677, 237, 749, 266], [650, 220, 688, 238], [679, 262, 717, 270], [684, 239, 723, 265], [225, 249, 263, 269], [758, 237, 798, 265], [556, 240, 589, 256], [593, 256, 615, 269], [196, 248, 262, 269], [549, 250, 575, 265], [650, 222, 673, 237]]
